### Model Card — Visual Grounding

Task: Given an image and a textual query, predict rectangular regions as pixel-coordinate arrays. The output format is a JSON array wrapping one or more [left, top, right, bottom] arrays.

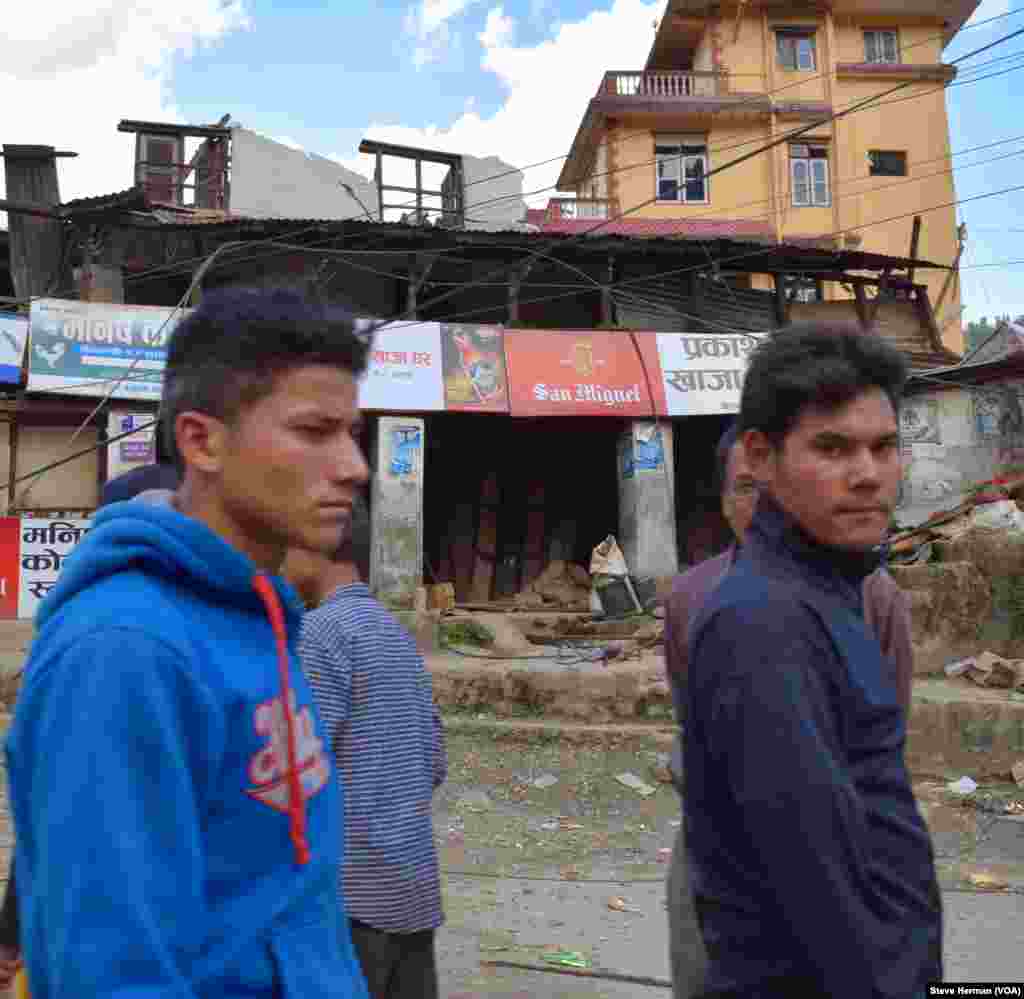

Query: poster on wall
[[27, 299, 190, 402], [503, 330, 657, 418], [107, 411, 157, 481], [0, 518, 21, 619], [0, 314, 29, 385], [441, 325, 509, 412], [900, 397, 940, 444], [974, 390, 1003, 439], [17, 517, 92, 618], [634, 424, 665, 474], [357, 323, 444, 412], [654, 332, 755, 416]]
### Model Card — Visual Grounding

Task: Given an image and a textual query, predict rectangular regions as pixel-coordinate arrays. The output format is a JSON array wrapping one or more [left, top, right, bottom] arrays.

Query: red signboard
[[0, 518, 21, 619], [503, 330, 661, 418]]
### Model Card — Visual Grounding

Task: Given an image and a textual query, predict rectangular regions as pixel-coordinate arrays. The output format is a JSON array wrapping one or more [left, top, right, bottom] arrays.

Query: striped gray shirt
[[299, 583, 447, 933]]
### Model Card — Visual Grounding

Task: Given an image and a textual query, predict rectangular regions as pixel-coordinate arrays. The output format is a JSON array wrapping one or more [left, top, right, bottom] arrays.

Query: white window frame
[[776, 30, 817, 71], [864, 29, 899, 64], [655, 136, 709, 204], [790, 144, 831, 207]]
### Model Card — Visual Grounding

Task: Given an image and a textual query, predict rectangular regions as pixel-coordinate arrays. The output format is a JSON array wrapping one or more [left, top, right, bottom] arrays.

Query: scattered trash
[[944, 658, 975, 678], [669, 819, 682, 828], [1012, 760, 1024, 789], [533, 774, 558, 790], [657, 848, 673, 863], [446, 830, 465, 846], [652, 765, 674, 785], [948, 776, 979, 796], [966, 871, 1009, 890], [606, 896, 642, 913], [458, 790, 493, 812], [558, 816, 583, 832], [560, 865, 580, 881], [541, 950, 590, 969], [479, 943, 512, 952], [965, 651, 1020, 690], [615, 772, 658, 797], [972, 499, 1024, 532], [590, 536, 644, 618]]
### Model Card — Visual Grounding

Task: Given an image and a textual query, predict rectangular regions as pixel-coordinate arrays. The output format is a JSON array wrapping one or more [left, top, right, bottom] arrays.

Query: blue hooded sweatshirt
[[4, 497, 370, 998]]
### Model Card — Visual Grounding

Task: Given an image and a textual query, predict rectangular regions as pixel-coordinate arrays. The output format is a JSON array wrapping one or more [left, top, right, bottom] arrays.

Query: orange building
[[554, 0, 978, 352]]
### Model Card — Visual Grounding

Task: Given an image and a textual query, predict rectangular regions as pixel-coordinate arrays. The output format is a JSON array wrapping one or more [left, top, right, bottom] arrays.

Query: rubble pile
[[513, 561, 592, 611]]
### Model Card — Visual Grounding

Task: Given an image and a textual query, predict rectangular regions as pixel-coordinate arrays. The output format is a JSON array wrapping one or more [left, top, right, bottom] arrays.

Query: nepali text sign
[[357, 323, 444, 412], [0, 314, 29, 385], [18, 517, 92, 618], [107, 411, 157, 481], [654, 332, 755, 416], [504, 330, 656, 418], [28, 299, 191, 402]]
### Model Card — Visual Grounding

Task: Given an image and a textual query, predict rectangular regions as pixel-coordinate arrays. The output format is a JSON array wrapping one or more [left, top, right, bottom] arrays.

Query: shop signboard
[[17, 517, 92, 618], [441, 324, 509, 412], [107, 411, 157, 481], [654, 331, 756, 416], [0, 518, 21, 619], [503, 330, 658, 418], [357, 323, 444, 412], [27, 299, 190, 402]]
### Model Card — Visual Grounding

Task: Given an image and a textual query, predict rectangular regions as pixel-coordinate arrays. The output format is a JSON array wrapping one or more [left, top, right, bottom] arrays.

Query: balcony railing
[[601, 70, 722, 100], [546, 197, 615, 221]]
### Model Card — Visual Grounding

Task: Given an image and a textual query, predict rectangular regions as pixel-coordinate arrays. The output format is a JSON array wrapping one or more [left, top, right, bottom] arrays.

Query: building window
[[776, 30, 817, 71], [785, 275, 824, 303], [868, 150, 907, 176], [655, 138, 708, 203], [864, 29, 899, 64], [790, 144, 830, 207]]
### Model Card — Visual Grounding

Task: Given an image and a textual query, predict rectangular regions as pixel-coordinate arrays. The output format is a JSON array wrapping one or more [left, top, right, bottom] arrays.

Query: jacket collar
[[742, 491, 883, 610]]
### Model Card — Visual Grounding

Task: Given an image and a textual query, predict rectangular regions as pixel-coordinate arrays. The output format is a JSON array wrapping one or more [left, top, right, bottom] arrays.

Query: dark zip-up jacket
[[685, 493, 941, 998]]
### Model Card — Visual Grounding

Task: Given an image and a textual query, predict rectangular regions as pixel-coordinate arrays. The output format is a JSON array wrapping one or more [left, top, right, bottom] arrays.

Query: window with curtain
[[790, 144, 830, 207], [776, 30, 817, 71], [655, 138, 708, 203], [864, 29, 899, 64]]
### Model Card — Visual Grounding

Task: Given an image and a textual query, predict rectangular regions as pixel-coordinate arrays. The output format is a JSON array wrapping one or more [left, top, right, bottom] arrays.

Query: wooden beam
[[933, 222, 966, 316], [853, 282, 871, 330], [914, 286, 948, 354], [907, 215, 922, 284], [867, 270, 891, 324], [772, 274, 789, 326], [0, 198, 63, 220]]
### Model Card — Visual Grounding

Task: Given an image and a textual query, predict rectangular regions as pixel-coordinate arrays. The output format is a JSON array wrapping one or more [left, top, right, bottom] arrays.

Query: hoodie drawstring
[[252, 572, 311, 867]]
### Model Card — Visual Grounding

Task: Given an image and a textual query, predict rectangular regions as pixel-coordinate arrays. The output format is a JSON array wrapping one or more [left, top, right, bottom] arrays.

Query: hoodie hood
[[38, 492, 304, 632]]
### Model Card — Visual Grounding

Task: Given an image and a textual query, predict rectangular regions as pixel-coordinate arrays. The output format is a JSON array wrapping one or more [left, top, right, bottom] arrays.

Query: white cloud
[[334, 0, 662, 207], [1, 1, 249, 207], [965, 0, 1011, 26], [479, 7, 515, 49], [404, 0, 480, 68]]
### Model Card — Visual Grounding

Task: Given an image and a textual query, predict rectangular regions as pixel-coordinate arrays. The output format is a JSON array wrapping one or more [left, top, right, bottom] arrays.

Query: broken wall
[[461, 154, 528, 230], [229, 128, 380, 221], [898, 381, 1023, 526]]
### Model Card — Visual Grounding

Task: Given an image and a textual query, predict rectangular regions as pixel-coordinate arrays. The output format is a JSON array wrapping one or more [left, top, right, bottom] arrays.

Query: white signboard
[[18, 517, 92, 618], [655, 332, 756, 416], [357, 323, 444, 412], [107, 411, 157, 481]]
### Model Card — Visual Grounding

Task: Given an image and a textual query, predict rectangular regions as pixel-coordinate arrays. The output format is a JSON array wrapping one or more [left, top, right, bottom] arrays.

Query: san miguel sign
[[504, 331, 657, 417]]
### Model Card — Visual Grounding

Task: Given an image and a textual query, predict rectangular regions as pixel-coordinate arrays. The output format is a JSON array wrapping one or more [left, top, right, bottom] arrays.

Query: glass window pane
[[883, 32, 898, 62], [798, 37, 815, 70], [865, 32, 878, 62], [685, 157, 706, 201], [777, 35, 795, 69], [812, 159, 829, 204], [657, 152, 680, 200], [792, 160, 810, 205]]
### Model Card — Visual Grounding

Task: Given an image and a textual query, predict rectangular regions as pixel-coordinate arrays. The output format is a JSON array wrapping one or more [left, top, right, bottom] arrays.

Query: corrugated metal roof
[[60, 188, 146, 214], [535, 217, 774, 239]]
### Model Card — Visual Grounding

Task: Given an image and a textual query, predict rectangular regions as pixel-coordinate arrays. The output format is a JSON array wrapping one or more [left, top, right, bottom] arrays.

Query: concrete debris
[[513, 560, 592, 611], [964, 652, 1021, 690], [966, 870, 1009, 890], [1012, 760, 1024, 789], [948, 776, 979, 796], [457, 790, 493, 811], [615, 772, 658, 797], [533, 774, 558, 789]]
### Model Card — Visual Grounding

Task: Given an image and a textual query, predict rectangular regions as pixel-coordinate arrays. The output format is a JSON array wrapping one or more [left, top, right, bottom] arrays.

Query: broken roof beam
[[118, 119, 231, 139], [358, 138, 462, 168]]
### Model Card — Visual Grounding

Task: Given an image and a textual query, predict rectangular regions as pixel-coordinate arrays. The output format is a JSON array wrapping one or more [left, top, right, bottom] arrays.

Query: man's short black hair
[[738, 322, 906, 445], [330, 495, 371, 581], [161, 287, 370, 474], [715, 421, 739, 496]]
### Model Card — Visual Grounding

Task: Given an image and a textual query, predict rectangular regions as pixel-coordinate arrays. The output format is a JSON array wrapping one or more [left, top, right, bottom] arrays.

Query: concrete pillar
[[617, 420, 678, 578], [369, 416, 425, 610]]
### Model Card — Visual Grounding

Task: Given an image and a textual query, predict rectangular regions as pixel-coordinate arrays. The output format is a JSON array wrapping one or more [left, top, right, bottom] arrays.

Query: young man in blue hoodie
[[4, 288, 373, 998], [685, 323, 941, 998]]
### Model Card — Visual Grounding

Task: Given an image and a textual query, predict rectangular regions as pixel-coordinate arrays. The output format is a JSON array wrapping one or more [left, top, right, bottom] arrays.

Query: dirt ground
[[433, 725, 1024, 997]]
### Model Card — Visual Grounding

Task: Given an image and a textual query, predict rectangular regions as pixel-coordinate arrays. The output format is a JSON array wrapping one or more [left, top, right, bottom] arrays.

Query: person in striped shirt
[[284, 500, 447, 999]]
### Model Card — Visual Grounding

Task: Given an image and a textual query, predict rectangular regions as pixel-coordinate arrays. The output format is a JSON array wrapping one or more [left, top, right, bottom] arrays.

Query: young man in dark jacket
[[663, 419, 915, 998], [685, 323, 941, 998]]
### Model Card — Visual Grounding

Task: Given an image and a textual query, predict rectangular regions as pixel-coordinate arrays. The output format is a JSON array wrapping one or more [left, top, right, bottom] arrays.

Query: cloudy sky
[[2, 0, 1022, 323]]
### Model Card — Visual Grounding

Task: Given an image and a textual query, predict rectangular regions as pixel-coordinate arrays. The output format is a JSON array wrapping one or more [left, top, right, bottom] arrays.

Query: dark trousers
[[667, 819, 708, 999], [348, 919, 438, 999]]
